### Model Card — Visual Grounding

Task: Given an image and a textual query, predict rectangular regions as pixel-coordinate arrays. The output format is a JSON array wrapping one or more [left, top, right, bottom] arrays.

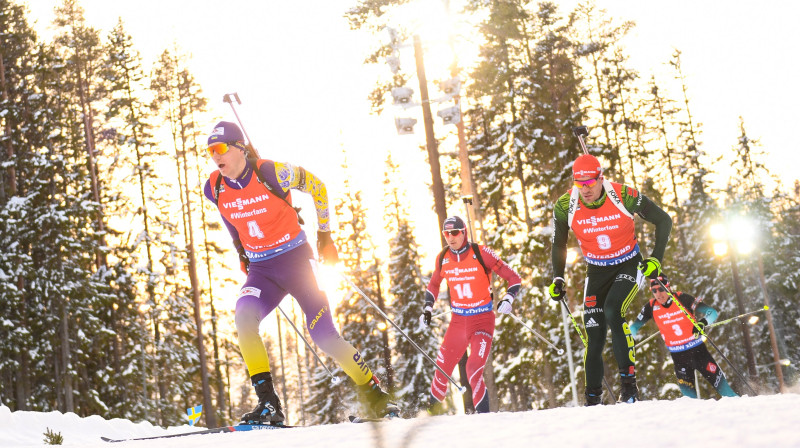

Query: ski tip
[[348, 414, 399, 423]]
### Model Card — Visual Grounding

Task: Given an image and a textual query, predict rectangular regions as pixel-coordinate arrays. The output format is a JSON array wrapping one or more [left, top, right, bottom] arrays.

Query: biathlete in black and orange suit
[[548, 154, 673, 405], [420, 216, 522, 414], [630, 275, 738, 398], [202, 121, 397, 425]]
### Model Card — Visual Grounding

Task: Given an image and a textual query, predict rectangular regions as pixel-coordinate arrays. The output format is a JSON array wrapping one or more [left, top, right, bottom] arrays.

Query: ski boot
[[474, 392, 490, 414], [359, 375, 400, 418], [241, 372, 285, 426], [425, 395, 445, 416], [619, 373, 639, 403], [585, 387, 603, 406]]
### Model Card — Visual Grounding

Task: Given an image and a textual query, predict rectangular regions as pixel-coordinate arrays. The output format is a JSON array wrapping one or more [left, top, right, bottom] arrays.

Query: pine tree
[[149, 47, 215, 426], [462, 0, 589, 410], [332, 154, 387, 415], [711, 119, 795, 392], [0, 0, 41, 409], [382, 154, 442, 415], [572, 1, 635, 180]]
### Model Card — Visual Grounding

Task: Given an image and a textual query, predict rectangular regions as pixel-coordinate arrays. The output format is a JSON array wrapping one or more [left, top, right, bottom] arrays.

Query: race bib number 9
[[596, 234, 611, 250]]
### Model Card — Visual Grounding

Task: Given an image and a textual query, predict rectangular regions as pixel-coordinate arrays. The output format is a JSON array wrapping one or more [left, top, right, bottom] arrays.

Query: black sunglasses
[[651, 287, 666, 293]]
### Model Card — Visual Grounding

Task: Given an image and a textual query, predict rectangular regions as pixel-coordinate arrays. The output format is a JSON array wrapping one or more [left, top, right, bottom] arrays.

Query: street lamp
[[711, 215, 786, 392]]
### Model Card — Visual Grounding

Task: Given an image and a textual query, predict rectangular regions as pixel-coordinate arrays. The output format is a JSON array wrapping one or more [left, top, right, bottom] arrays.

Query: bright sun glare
[[387, 0, 482, 82], [317, 263, 349, 315]]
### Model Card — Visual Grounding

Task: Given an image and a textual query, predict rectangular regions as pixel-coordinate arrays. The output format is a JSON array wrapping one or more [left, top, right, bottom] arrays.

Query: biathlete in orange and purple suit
[[420, 216, 521, 414], [203, 121, 395, 424]]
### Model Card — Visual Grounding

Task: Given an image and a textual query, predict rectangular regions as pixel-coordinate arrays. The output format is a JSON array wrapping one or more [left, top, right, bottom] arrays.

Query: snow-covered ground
[[3, 393, 799, 447]]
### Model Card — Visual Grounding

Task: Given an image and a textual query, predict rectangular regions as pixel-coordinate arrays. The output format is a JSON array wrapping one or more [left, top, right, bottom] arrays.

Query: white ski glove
[[497, 293, 514, 315]]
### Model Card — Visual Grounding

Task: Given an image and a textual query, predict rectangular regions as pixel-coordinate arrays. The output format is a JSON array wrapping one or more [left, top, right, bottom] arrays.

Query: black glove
[[693, 318, 708, 337], [317, 231, 339, 266], [548, 277, 565, 301], [420, 300, 433, 327], [235, 241, 249, 274]]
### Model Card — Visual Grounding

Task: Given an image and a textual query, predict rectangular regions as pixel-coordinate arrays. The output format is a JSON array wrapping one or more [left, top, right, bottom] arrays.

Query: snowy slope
[[2, 394, 799, 448]]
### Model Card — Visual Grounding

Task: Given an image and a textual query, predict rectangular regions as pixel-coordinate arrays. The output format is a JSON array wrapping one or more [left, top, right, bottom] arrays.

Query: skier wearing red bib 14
[[420, 216, 521, 414], [629, 275, 738, 398], [548, 154, 672, 405], [203, 121, 397, 425]]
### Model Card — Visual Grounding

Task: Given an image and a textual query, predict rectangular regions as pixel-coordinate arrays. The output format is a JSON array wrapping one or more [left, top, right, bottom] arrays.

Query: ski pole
[[573, 126, 590, 155], [509, 313, 564, 355], [635, 331, 661, 348], [651, 276, 758, 396], [432, 309, 452, 320], [560, 298, 617, 403], [276, 305, 341, 386], [339, 272, 467, 394], [222, 92, 260, 159], [707, 306, 768, 329], [462, 195, 476, 242]]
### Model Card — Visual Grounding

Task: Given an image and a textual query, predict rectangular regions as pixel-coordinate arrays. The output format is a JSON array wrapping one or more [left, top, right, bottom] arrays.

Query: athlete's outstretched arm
[[424, 254, 445, 306], [694, 303, 719, 325], [551, 199, 571, 278], [203, 178, 242, 243], [636, 195, 672, 262], [481, 246, 522, 297], [629, 303, 653, 337], [272, 162, 331, 232]]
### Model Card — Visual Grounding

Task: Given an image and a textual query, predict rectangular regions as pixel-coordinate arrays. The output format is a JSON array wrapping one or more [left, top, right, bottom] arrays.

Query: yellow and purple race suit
[[204, 159, 374, 386]]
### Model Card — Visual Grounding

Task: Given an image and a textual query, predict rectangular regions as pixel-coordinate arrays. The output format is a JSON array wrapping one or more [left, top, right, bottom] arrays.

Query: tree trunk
[[60, 303, 74, 412], [178, 138, 216, 427], [0, 47, 17, 198]]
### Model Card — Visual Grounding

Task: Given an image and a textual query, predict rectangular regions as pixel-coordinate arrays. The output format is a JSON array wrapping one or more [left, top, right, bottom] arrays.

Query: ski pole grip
[[222, 92, 242, 104], [572, 125, 588, 137]]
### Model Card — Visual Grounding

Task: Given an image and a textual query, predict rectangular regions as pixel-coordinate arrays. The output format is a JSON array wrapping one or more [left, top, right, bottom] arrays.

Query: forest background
[[1, 0, 799, 428]]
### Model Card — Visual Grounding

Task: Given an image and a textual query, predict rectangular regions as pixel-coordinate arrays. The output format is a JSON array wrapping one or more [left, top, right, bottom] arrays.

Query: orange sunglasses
[[206, 143, 232, 157]]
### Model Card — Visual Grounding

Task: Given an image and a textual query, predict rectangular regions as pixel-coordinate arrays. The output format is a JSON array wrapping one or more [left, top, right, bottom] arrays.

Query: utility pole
[[414, 35, 447, 247], [413, 34, 474, 413]]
